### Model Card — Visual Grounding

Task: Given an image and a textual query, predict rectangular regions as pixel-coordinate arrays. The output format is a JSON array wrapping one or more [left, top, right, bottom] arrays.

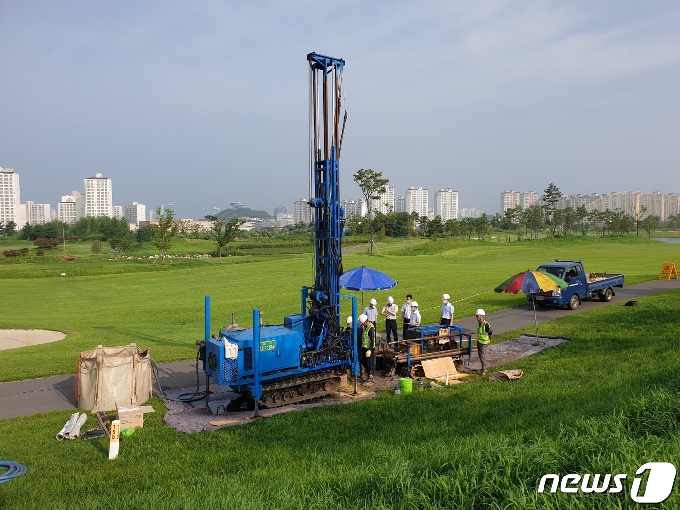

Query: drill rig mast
[[200, 52, 354, 408]]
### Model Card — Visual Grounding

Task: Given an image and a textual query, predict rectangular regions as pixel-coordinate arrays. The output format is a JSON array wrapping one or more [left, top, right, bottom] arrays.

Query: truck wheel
[[568, 294, 580, 310], [599, 288, 613, 302]]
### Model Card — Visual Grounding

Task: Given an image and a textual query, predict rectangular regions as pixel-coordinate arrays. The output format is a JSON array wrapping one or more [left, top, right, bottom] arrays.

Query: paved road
[[1, 278, 678, 420]]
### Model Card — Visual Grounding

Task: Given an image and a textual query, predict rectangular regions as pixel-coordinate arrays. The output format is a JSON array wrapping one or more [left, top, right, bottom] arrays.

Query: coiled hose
[[148, 349, 208, 403], [0, 461, 27, 484]]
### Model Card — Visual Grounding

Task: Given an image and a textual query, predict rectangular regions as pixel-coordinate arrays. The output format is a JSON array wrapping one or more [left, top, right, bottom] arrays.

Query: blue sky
[[1, 1, 678, 218]]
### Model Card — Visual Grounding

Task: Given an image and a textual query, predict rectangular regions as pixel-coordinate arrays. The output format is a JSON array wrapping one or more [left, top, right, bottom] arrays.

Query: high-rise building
[[84, 173, 113, 218], [125, 202, 146, 227], [293, 199, 313, 224], [500, 190, 519, 214], [276, 213, 295, 227], [459, 208, 484, 219], [341, 199, 367, 218], [58, 192, 81, 225], [113, 205, 123, 220], [0, 167, 21, 226], [395, 196, 405, 213], [371, 185, 395, 215], [24, 201, 51, 225], [434, 188, 459, 221], [405, 187, 428, 218], [501, 190, 538, 214], [274, 206, 288, 216]]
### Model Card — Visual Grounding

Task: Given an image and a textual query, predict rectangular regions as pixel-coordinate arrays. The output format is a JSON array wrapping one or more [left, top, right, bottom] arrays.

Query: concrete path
[[1, 278, 678, 420]]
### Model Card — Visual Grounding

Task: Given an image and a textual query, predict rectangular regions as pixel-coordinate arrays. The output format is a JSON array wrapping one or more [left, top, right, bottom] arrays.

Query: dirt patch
[[0, 329, 66, 351], [162, 335, 568, 433], [163, 385, 378, 433], [464, 334, 569, 372]]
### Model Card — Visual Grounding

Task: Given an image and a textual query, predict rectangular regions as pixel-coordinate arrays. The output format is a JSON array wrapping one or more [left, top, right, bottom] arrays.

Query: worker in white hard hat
[[343, 315, 353, 335], [381, 296, 398, 349], [404, 301, 421, 340], [475, 309, 493, 376], [362, 298, 378, 327], [401, 294, 413, 339], [440, 293, 455, 327], [358, 313, 376, 384]]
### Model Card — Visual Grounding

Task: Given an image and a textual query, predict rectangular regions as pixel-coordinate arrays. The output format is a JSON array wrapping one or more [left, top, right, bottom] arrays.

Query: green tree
[[562, 207, 577, 236], [505, 206, 522, 241], [353, 169, 389, 254], [444, 218, 460, 239], [576, 205, 589, 236], [426, 216, 444, 239], [91, 239, 104, 255], [409, 212, 420, 237], [3, 221, 17, 237], [542, 183, 562, 237], [667, 215, 680, 230], [633, 205, 647, 237], [640, 215, 660, 239], [206, 215, 244, 263], [110, 232, 134, 252], [474, 214, 489, 240], [417, 216, 429, 236], [524, 205, 544, 240], [151, 207, 178, 264], [136, 226, 155, 246], [461, 217, 475, 240]]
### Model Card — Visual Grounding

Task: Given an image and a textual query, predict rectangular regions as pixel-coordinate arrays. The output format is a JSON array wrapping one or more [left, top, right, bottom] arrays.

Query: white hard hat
[[359, 314, 368, 323], [387, 296, 394, 304], [369, 298, 377, 305], [411, 301, 418, 308], [443, 293, 450, 300], [346, 316, 353, 325], [476, 309, 486, 316]]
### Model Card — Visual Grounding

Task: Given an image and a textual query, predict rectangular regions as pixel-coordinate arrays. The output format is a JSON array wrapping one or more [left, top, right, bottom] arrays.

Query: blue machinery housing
[[201, 53, 358, 407]]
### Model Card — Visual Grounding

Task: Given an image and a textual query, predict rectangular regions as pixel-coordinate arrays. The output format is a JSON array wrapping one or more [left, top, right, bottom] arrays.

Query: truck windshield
[[538, 266, 563, 278]]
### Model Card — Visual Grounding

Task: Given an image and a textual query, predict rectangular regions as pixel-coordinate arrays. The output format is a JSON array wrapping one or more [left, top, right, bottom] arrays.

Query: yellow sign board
[[659, 262, 678, 280]]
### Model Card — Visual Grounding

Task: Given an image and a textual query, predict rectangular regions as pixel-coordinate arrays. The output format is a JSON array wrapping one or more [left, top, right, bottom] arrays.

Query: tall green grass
[[0, 290, 678, 508]]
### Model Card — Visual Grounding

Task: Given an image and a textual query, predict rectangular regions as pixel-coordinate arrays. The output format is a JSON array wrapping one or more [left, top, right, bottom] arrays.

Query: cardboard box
[[116, 404, 155, 429]]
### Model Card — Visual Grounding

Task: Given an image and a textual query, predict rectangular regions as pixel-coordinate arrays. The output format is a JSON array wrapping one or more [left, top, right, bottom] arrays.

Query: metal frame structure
[[200, 53, 356, 408]]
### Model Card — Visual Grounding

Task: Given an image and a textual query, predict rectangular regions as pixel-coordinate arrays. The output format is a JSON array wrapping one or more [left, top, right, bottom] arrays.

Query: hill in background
[[215, 207, 271, 220]]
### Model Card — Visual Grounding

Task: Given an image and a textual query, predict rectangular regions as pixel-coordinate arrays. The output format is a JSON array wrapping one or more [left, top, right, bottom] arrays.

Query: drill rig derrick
[[200, 52, 353, 409]]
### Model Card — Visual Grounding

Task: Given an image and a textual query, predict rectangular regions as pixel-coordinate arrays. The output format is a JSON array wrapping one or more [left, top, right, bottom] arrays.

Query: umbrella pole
[[532, 293, 538, 337]]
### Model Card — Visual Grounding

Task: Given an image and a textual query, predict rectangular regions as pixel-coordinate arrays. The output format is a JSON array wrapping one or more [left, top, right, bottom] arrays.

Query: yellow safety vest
[[362, 323, 374, 349], [477, 321, 490, 345]]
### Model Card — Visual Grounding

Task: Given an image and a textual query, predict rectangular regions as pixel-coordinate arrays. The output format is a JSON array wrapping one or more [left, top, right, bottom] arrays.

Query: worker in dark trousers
[[401, 294, 413, 340], [475, 309, 493, 376], [381, 296, 398, 350], [440, 293, 455, 346], [359, 313, 376, 385]]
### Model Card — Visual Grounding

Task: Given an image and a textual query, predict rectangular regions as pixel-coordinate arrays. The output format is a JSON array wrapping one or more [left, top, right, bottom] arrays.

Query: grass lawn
[[1, 236, 679, 382], [0, 289, 678, 509]]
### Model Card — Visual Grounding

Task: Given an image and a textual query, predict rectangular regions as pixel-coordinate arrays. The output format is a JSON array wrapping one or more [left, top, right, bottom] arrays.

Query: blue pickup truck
[[530, 260, 625, 310]]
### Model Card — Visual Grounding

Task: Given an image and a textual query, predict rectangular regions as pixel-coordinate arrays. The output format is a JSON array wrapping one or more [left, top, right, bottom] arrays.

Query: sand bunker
[[0, 330, 66, 351]]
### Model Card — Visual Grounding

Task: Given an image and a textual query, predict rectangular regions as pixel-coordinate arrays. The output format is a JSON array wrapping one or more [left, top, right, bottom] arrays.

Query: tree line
[[347, 174, 677, 242]]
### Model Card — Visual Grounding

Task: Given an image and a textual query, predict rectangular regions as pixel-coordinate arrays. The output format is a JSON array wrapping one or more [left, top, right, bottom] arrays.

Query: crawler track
[[258, 371, 341, 408]]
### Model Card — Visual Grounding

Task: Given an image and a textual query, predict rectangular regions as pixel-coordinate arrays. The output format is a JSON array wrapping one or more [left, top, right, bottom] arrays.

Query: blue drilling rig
[[200, 52, 357, 408]]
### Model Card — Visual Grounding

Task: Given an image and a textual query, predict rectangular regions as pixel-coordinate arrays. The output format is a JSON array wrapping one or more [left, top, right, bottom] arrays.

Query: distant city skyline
[[1, 2, 678, 220], [3, 166, 679, 229]]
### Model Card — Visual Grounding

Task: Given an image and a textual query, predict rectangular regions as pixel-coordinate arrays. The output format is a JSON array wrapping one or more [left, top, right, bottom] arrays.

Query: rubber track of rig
[[258, 372, 341, 408]]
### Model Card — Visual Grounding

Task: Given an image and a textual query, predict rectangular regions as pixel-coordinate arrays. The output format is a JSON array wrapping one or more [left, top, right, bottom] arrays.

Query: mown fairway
[[0, 236, 677, 381], [0, 237, 679, 509]]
